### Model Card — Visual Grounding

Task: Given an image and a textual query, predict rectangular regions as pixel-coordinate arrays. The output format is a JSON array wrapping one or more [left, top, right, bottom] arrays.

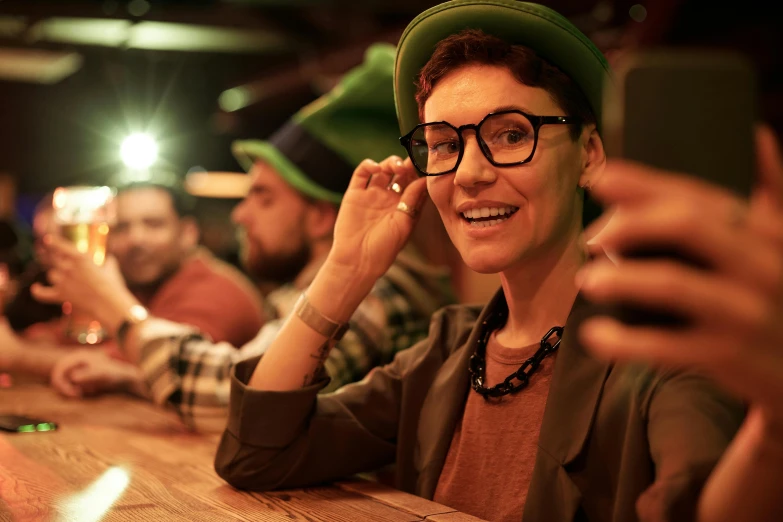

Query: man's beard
[[245, 241, 312, 286]]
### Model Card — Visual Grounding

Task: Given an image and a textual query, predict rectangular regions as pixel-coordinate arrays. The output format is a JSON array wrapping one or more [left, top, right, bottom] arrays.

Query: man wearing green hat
[[211, 1, 751, 521], [38, 43, 455, 432]]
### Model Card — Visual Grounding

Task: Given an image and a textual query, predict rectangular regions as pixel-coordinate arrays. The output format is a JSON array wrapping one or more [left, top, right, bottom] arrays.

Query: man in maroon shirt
[[0, 182, 265, 380], [107, 183, 264, 349]]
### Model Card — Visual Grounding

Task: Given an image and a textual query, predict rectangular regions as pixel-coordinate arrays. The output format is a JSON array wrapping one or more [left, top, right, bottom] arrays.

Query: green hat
[[232, 43, 402, 204], [394, 0, 611, 135]]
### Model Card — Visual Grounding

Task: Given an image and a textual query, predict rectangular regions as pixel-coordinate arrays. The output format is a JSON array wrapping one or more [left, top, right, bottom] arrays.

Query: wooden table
[[0, 382, 483, 522]]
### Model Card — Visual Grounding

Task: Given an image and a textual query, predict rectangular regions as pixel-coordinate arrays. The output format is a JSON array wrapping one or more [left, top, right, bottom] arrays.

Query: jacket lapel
[[414, 290, 506, 499], [524, 294, 613, 521]]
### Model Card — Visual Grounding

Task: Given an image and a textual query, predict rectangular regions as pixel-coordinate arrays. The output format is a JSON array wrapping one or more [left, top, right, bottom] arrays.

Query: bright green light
[[218, 86, 252, 112]]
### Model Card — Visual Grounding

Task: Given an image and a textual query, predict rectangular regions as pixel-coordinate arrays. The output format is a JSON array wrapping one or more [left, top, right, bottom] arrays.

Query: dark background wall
[[1, 0, 778, 195]]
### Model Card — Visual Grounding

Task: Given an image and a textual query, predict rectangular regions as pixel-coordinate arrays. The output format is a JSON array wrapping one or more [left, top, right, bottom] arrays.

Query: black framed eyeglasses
[[399, 109, 583, 177]]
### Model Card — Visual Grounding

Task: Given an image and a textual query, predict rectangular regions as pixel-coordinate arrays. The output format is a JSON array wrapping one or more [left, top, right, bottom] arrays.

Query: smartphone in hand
[[597, 49, 757, 326]]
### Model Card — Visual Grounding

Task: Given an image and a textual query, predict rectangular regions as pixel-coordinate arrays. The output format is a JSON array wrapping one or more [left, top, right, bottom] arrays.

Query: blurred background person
[[3, 193, 62, 336], [0, 194, 68, 379], [107, 181, 265, 348], [0, 218, 23, 318], [37, 44, 456, 432], [0, 180, 266, 384]]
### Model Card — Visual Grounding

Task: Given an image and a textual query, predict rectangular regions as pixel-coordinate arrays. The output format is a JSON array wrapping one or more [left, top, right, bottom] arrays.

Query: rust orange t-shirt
[[26, 250, 265, 362], [135, 250, 265, 348], [433, 331, 557, 522]]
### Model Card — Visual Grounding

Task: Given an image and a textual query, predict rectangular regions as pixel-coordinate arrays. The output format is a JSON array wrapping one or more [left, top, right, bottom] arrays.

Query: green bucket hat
[[232, 43, 402, 204], [393, 0, 612, 135]]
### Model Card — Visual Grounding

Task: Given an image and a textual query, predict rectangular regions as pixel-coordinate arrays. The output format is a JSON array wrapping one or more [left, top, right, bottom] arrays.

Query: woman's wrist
[[306, 259, 379, 324]]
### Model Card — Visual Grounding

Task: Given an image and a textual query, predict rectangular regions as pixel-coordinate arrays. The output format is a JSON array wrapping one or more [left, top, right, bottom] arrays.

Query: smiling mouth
[[460, 206, 519, 228]]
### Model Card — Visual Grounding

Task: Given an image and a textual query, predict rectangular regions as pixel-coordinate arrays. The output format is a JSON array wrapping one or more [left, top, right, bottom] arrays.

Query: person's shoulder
[[152, 250, 264, 327], [603, 361, 743, 421], [418, 302, 483, 358], [432, 302, 484, 323], [183, 250, 263, 303]]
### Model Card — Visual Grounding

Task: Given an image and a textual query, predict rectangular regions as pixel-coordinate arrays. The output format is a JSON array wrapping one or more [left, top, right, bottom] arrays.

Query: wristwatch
[[116, 304, 149, 347]]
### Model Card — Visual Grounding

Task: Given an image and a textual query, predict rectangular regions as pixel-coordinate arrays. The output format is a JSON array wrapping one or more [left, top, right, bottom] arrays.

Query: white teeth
[[461, 206, 518, 221], [469, 216, 509, 227]]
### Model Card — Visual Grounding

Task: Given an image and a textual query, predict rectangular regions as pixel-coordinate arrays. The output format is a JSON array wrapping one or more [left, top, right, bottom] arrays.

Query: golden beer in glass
[[52, 186, 115, 344]]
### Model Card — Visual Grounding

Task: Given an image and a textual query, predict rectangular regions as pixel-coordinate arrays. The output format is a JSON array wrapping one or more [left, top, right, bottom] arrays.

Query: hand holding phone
[[593, 49, 757, 327]]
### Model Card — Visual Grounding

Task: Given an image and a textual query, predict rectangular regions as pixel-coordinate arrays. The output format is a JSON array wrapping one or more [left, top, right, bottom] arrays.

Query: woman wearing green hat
[[216, 1, 783, 520]]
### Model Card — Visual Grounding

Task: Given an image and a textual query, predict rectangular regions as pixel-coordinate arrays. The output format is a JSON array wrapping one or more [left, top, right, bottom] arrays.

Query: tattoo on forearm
[[302, 340, 332, 386], [302, 370, 319, 387]]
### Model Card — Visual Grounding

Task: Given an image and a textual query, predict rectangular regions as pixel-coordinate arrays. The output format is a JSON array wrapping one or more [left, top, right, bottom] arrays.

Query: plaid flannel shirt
[[135, 257, 450, 432]]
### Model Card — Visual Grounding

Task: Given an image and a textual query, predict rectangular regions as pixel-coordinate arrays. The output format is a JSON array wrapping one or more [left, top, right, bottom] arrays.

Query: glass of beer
[[52, 186, 116, 344]]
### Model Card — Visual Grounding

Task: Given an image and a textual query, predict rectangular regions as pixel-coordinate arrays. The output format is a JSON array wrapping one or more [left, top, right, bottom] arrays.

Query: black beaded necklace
[[468, 301, 563, 399]]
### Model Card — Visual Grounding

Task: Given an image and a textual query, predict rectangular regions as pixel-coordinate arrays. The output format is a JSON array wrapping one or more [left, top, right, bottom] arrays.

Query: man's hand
[[30, 235, 140, 335], [50, 349, 146, 398]]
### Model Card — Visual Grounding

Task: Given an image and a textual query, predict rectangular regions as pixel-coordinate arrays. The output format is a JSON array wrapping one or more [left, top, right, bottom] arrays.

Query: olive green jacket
[[215, 291, 743, 522]]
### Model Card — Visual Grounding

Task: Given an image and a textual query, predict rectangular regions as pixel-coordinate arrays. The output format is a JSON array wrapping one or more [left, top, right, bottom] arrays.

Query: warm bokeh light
[[52, 186, 115, 225], [218, 86, 252, 112], [52, 187, 67, 210], [57, 466, 130, 522], [120, 133, 158, 169], [185, 171, 251, 199]]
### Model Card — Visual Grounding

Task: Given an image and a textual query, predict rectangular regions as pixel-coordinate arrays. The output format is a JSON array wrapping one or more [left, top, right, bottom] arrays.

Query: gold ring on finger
[[396, 201, 417, 219]]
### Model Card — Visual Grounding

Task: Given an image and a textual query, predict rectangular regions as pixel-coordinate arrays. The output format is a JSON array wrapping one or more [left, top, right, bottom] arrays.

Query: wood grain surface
[[0, 382, 482, 522]]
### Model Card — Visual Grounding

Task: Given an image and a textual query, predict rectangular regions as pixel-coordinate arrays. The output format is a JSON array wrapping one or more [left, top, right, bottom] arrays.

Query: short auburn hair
[[415, 29, 595, 141]]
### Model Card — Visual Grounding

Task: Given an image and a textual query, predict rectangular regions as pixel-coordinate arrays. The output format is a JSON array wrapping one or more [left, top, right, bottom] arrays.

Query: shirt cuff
[[226, 356, 331, 448], [136, 318, 199, 405]]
